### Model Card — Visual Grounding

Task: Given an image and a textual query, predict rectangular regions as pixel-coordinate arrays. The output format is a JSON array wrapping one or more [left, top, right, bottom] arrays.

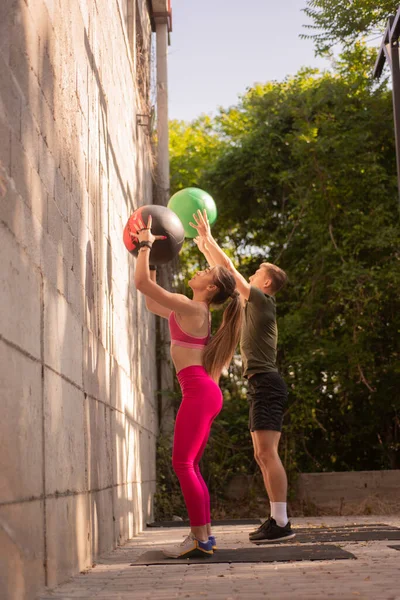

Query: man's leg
[[251, 431, 272, 498], [252, 430, 287, 502], [249, 429, 294, 541], [247, 373, 294, 540]]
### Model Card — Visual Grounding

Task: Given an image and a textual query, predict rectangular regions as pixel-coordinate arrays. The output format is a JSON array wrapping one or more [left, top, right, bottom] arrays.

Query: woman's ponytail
[[202, 269, 242, 381]]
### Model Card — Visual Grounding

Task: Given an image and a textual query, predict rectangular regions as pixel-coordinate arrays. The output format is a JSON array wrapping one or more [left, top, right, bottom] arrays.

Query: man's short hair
[[261, 263, 288, 294]]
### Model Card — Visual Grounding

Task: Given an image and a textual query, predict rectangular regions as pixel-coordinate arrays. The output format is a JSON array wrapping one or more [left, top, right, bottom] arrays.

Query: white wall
[[0, 0, 158, 597]]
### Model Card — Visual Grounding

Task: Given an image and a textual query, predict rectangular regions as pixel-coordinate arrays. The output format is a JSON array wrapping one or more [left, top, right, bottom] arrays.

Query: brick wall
[[0, 0, 158, 597]]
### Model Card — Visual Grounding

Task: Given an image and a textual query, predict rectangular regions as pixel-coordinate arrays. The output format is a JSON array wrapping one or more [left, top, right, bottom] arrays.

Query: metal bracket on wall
[[136, 106, 156, 136]]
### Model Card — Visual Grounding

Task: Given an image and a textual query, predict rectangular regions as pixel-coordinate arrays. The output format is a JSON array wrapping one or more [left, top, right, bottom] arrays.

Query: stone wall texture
[[296, 470, 400, 513], [0, 1, 158, 597]]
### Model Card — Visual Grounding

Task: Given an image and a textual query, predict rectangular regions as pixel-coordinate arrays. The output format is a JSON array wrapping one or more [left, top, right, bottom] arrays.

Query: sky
[[167, 0, 331, 122]]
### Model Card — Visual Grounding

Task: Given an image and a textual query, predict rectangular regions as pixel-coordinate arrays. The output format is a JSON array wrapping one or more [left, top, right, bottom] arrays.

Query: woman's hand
[[189, 209, 212, 238], [129, 215, 166, 246]]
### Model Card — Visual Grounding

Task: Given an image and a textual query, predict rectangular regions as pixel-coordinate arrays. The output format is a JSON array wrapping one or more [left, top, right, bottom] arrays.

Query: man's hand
[[193, 236, 217, 267], [189, 209, 212, 239], [191, 209, 251, 300], [193, 236, 207, 253]]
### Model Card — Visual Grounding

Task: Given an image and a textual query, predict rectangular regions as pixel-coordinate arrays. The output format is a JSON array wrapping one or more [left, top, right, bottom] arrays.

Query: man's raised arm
[[190, 210, 251, 300]]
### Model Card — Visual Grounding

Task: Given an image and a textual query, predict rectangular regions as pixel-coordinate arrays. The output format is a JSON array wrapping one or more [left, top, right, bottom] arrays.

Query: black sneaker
[[249, 519, 268, 537], [249, 517, 295, 543]]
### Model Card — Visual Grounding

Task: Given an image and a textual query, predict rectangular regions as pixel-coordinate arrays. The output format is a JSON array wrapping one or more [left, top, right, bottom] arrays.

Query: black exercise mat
[[132, 544, 355, 565], [294, 524, 399, 533], [254, 530, 400, 544], [388, 545, 400, 551], [147, 520, 399, 530], [147, 519, 261, 528]]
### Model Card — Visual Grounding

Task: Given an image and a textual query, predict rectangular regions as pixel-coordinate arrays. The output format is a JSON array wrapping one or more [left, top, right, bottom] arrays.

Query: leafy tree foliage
[[302, 0, 399, 54], [167, 44, 400, 489]]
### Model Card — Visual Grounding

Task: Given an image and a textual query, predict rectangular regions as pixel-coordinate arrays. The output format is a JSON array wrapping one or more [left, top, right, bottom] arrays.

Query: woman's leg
[[172, 398, 211, 539], [193, 424, 212, 531], [192, 407, 221, 536], [172, 381, 222, 540]]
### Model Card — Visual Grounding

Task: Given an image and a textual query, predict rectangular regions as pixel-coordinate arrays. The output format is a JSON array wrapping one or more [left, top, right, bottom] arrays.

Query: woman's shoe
[[208, 535, 217, 551], [162, 533, 213, 558]]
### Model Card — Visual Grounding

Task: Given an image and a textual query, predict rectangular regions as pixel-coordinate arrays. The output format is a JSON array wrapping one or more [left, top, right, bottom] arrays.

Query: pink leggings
[[172, 366, 223, 527]]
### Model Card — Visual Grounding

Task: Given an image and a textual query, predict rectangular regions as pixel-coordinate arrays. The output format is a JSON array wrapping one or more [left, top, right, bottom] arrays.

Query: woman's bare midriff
[[170, 344, 204, 374], [169, 308, 210, 373]]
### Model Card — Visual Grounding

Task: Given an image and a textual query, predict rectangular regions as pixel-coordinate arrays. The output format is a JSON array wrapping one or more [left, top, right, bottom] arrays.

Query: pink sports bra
[[169, 312, 210, 349]]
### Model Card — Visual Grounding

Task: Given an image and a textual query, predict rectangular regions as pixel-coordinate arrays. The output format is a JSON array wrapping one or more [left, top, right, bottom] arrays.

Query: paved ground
[[38, 516, 400, 600]]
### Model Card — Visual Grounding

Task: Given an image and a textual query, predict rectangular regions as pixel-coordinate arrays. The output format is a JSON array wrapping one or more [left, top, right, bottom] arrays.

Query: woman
[[132, 215, 242, 558]]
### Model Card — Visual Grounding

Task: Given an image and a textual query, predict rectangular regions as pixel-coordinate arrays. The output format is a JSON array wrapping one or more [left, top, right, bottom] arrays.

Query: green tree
[[171, 44, 400, 476], [210, 47, 399, 472], [169, 116, 225, 195], [302, 0, 399, 54], [157, 44, 400, 521]]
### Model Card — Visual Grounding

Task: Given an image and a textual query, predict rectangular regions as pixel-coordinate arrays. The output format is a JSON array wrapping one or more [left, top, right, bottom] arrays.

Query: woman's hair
[[202, 266, 242, 381]]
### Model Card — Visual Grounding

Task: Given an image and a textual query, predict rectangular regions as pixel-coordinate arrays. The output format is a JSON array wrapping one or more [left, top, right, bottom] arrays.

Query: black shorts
[[247, 372, 287, 432]]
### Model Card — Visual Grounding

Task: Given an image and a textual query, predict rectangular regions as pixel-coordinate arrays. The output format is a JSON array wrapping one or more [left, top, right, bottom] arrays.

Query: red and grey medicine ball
[[123, 205, 185, 265]]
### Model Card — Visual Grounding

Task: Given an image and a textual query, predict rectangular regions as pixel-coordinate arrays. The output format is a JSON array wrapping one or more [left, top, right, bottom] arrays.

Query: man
[[190, 210, 295, 542]]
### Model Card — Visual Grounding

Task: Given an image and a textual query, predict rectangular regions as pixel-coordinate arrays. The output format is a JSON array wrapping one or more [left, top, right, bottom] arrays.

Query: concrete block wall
[[0, 0, 158, 598], [295, 470, 400, 513]]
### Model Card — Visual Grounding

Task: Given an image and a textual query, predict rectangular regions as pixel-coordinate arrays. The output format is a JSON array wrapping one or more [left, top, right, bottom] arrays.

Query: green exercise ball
[[167, 187, 217, 238]]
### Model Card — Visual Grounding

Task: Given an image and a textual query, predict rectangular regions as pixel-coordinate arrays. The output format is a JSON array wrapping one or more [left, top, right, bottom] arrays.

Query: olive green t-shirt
[[240, 286, 278, 378]]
